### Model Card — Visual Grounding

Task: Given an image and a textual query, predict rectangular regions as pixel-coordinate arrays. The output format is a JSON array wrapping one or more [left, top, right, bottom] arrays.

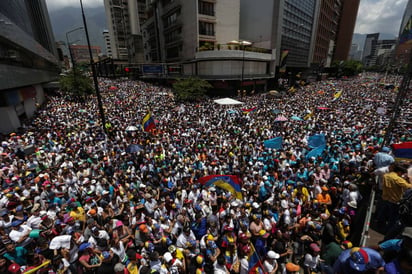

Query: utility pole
[[79, 0, 107, 133]]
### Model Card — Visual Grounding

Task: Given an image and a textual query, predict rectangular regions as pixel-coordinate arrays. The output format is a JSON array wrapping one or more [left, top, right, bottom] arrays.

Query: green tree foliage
[[59, 69, 94, 99], [333, 60, 363, 77], [172, 77, 212, 101]]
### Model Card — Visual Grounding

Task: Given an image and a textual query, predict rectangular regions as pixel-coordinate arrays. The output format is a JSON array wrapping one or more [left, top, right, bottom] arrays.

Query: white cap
[[252, 202, 260, 209], [267, 250, 280, 259], [163, 252, 173, 263]]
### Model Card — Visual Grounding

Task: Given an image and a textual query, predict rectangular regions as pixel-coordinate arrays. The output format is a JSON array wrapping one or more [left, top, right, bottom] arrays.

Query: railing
[[196, 44, 272, 54]]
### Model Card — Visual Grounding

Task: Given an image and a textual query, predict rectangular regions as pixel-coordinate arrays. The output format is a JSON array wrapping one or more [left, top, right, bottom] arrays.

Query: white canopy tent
[[213, 98, 244, 105]]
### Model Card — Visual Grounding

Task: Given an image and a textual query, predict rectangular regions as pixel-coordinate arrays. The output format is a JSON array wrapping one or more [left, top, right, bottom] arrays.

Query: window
[[165, 28, 182, 43], [198, 1, 214, 16], [199, 21, 214, 36], [164, 10, 180, 28]]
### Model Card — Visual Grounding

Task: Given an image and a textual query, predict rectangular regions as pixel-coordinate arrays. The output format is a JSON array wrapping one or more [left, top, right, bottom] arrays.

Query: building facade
[[395, 0, 412, 67], [333, 0, 360, 61], [103, 0, 146, 62], [103, 30, 112, 57], [362, 33, 380, 67], [312, 0, 341, 67], [69, 45, 102, 63], [0, 0, 59, 133], [375, 39, 396, 66], [141, 0, 275, 93]]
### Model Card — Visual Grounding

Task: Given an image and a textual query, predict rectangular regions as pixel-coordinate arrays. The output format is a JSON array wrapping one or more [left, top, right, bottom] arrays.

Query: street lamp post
[[230, 40, 252, 92], [79, 0, 107, 133], [65, 27, 83, 70]]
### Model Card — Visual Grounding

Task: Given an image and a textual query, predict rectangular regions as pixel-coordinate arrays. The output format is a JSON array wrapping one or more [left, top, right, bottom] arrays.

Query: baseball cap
[[139, 224, 149, 233], [349, 247, 369, 272], [163, 252, 173, 263], [78, 242, 92, 252], [267, 250, 280, 259], [11, 219, 23, 227], [310, 243, 320, 252], [8, 263, 21, 273]]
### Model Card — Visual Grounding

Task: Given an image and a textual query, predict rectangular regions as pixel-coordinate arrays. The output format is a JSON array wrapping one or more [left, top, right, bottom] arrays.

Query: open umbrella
[[291, 115, 303, 121], [317, 107, 330, 110], [272, 109, 281, 114], [126, 144, 143, 153], [274, 115, 288, 122], [109, 86, 118, 90], [126, 125, 139, 132]]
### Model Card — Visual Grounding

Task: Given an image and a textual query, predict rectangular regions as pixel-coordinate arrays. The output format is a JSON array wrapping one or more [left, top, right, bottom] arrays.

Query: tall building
[[103, 30, 112, 57], [362, 33, 380, 67], [333, 0, 360, 61], [312, 0, 341, 67], [103, 0, 146, 62], [141, 0, 275, 93], [375, 39, 396, 66], [395, 0, 412, 67], [349, 43, 362, 61], [69, 45, 102, 63], [0, 0, 59, 133]]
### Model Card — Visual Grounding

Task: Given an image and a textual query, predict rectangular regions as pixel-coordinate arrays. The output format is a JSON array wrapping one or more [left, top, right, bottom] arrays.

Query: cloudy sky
[[354, 0, 408, 35], [46, 0, 408, 35]]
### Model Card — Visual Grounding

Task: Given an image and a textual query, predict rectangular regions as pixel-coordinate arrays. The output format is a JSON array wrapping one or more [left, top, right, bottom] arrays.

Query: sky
[[46, 0, 408, 36], [354, 0, 408, 35]]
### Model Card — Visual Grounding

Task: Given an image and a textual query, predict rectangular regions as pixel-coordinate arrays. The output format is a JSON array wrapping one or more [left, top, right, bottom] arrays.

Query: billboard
[[142, 65, 164, 74]]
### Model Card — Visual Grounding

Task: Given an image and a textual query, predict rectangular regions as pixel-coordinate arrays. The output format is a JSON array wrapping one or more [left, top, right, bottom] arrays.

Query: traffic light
[[124, 67, 130, 73]]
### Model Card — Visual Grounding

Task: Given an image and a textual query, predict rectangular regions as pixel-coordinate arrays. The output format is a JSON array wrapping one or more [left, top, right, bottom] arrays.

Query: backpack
[[399, 189, 412, 226]]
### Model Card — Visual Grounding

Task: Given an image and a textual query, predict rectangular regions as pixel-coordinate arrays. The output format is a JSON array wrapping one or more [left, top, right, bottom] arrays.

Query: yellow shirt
[[175, 248, 185, 261], [293, 187, 310, 202], [70, 207, 86, 222], [382, 172, 412, 203], [127, 262, 139, 274]]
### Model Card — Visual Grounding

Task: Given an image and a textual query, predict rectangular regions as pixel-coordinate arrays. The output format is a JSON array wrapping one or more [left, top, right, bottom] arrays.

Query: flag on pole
[[263, 136, 283, 149], [248, 243, 265, 274], [141, 111, 156, 132], [332, 90, 343, 101]]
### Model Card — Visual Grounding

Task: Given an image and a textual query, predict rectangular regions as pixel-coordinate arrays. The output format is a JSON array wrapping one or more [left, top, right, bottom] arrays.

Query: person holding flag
[[141, 110, 156, 132]]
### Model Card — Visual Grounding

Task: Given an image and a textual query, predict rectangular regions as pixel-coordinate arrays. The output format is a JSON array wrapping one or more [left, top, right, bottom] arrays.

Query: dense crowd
[[0, 73, 411, 274]]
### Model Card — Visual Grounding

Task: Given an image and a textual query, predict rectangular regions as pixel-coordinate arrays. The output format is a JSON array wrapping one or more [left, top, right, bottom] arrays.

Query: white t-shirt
[[26, 215, 42, 229], [263, 260, 277, 273], [304, 253, 320, 269], [9, 225, 32, 242]]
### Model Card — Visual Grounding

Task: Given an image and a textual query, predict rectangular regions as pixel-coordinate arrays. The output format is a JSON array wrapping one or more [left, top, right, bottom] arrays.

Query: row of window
[[198, 0, 215, 16], [199, 21, 215, 36]]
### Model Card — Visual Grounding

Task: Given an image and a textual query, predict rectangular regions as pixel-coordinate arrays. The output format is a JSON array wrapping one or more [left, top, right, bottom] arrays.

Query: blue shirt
[[379, 239, 402, 252]]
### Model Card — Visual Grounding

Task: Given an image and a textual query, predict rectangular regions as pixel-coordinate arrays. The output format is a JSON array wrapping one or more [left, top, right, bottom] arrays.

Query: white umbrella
[[126, 125, 139, 132]]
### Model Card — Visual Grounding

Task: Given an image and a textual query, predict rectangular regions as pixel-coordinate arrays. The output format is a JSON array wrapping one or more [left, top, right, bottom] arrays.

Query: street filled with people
[[0, 73, 411, 274]]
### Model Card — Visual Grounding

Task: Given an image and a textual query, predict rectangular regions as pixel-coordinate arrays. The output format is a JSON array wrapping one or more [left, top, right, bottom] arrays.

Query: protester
[[0, 73, 410, 274]]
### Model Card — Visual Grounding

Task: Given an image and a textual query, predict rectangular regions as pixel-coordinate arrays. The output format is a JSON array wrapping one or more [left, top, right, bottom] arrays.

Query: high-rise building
[[349, 43, 362, 61], [312, 0, 341, 67], [103, 0, 146, 62], [69, 45, 102, 63], [0, 0, 59, 133], [103, 30, 112, 57], [375, 39, 396, 66], [141, 0, 275, 93], [333, 0, 360, 61], [362, 33, 380, 67], [395, 0, 412, 67]]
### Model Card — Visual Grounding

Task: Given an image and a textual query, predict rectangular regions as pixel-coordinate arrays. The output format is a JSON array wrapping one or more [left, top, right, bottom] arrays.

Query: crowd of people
[[0, 73, 411, 274]]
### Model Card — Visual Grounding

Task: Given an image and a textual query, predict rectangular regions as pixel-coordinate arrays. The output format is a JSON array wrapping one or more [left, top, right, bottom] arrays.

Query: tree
[[332, 60, 363, 77], [59, 69, 94, 99], [172, 77, 212, 101]]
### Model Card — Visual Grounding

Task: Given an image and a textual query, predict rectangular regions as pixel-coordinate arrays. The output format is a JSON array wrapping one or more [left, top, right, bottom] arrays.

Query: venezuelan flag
[[248, 244, 265, 274], [199, 175, 242, 199], [242, 107, 257, 114], [332, 90, 343, 101], [392, 142, 412, 161], [141, 111, 156, 132]]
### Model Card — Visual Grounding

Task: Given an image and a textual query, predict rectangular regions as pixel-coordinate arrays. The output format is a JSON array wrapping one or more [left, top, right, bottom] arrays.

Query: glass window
[[199, 21, 215, 36], [198, 1, 214, 16]]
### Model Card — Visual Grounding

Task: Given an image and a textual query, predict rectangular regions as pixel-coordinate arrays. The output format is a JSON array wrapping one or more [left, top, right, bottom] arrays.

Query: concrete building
[[0, 0, 59, 134], [348, 43, 362, 61], [142, 0, 275, 93], [312, 0, 341, 67], [362, 33, 380, 67], [333, 0, 360, 61], [375, 39, 397, 66], [103, 0, 146, 62], [103, 29, 112, 57], [69, 45, 102, 63], [395, 0, 412, 67]]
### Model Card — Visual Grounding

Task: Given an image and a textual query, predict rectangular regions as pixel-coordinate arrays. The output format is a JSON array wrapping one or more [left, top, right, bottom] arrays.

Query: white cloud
[[45, 0, 103, 11], [354, 0, 408, 35]]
